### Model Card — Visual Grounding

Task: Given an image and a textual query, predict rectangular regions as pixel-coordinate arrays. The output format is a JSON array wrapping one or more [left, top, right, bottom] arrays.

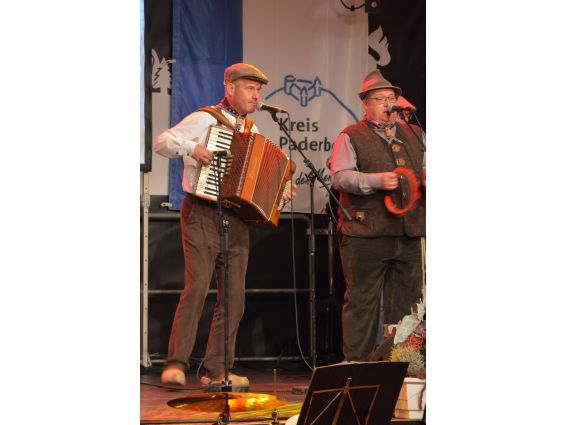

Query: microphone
[[387, 104, 416, 113], [213, 150, 232, 158], [256, 102, 288, 114]]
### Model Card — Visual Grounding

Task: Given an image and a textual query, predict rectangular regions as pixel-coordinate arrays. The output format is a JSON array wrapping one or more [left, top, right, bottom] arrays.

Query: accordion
[[195, 125, 295, 227]]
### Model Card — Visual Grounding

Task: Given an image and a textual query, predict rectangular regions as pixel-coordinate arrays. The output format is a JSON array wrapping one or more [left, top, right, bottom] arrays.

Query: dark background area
[[368, 0, 426, 131], [142, 195, 346, 368]]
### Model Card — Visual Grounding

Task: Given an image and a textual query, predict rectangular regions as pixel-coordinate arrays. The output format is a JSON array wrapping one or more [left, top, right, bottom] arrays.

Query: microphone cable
[[283, 111, 314, 373]]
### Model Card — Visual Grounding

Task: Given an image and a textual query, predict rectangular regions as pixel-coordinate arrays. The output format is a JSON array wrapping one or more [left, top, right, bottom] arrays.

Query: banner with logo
[[243, 0, 368, 214]]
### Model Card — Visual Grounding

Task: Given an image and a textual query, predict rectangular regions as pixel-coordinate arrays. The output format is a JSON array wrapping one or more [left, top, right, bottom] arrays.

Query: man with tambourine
[[328, 70, 425, 362]]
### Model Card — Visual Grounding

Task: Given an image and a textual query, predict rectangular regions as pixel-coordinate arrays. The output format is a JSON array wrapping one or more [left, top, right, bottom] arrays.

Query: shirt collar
[[217, 98, 248, 131], [217, 97, 246, 119], [364, 116, 399, 144]]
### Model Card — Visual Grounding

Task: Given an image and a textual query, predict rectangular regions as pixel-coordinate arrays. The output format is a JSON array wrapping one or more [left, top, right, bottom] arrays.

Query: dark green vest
[[338, 120, 425, 237]]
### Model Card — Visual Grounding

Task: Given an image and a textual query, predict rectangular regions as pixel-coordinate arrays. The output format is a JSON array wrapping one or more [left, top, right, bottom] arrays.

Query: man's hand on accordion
[[282, 183, 297, 205], [192, 144, 214, 166]]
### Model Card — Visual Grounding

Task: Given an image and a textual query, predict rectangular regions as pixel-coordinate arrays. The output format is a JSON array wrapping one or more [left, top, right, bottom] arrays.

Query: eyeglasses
[[366, 95, 397, 104]]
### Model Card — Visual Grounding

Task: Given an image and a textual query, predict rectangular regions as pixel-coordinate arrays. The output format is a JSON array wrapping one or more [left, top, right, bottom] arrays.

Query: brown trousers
[[165, 195, 249, 376]]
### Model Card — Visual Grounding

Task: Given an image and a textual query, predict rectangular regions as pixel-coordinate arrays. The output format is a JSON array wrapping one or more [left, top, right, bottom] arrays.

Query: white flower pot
[[394, 377, 426, 419]]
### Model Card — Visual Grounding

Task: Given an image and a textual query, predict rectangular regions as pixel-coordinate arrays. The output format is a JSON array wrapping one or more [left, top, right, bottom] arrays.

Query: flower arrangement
[[389, 301, 426, 379]]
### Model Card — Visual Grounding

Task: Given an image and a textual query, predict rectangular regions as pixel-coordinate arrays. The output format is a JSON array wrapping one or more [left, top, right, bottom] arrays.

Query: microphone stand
[[268, 111, 352, 369], [408, 110, 427, 309], [407, 110, 426, 152], [392, 105, 426, 152], [213, 154, 232, 398], [402, 110, 427, 310]]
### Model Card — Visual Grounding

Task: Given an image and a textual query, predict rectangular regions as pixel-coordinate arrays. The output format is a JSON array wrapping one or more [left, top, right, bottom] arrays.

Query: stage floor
[[140, 361, 425, 425], [140, 361, 311, 424]]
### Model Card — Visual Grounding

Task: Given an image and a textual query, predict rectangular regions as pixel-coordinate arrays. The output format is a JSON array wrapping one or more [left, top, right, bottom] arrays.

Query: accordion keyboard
[[195, 125, 234, 201]]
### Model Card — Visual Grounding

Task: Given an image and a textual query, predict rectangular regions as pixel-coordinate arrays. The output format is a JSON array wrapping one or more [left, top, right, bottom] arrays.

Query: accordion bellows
[[221, 132, 295, 227], [195, 125, 295, 227]]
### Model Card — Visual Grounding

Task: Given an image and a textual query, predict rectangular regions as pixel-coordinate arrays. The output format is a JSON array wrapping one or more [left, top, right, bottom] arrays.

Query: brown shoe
[[161, 365, 186, 386]]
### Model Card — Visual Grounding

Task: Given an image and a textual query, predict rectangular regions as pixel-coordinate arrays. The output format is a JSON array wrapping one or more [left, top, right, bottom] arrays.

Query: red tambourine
[[384, 167, 420, 215]]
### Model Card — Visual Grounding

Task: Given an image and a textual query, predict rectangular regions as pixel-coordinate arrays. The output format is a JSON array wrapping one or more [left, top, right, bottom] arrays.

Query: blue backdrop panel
[[168, 0, 243, 210]]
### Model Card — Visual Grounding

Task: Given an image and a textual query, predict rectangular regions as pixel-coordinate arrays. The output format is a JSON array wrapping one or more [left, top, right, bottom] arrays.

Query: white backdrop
[[243, 0, 368, 213]]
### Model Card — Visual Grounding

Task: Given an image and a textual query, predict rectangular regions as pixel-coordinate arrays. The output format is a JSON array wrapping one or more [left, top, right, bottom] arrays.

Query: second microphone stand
[[269, 112, 352, 369]]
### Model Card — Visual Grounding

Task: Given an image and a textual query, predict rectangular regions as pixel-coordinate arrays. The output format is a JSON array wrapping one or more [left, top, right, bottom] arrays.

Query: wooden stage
[[141, 362, 309, 424], [140, 361, 425, 424]]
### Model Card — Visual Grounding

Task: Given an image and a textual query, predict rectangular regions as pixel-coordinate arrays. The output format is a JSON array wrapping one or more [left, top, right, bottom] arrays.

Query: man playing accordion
[[154, 63, 295, 389]]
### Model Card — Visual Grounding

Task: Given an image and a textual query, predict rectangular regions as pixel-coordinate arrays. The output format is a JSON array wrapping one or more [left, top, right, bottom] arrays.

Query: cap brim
[[232, 75, 268, 85]]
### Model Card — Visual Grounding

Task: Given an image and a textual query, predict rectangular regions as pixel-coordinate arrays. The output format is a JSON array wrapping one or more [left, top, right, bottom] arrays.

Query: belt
[[187, 193, 233, 209]]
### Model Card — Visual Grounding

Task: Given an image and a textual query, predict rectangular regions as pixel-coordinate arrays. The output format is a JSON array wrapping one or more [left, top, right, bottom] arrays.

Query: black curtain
[[368, 0, 426, 130]]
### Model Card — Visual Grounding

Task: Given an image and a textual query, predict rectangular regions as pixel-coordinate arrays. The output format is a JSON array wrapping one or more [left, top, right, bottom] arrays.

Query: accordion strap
[[243, 117, 254, 132], [198, 106, 254, 132]]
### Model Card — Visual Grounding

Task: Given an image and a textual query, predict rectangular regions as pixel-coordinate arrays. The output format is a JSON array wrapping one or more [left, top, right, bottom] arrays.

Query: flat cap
[[224, 63, 269, 85], [358, 69, 402, 100]]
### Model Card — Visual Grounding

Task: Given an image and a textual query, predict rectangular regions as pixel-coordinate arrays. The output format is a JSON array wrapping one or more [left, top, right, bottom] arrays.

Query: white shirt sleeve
[[153, 111, 216, 159]]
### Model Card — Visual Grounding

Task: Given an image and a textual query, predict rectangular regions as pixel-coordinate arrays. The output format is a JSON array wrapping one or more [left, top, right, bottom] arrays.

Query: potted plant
[[388, 302, 426, 420]]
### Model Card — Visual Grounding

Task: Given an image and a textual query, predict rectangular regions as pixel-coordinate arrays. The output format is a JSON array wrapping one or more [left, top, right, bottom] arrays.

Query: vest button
[[396, 158, 406, 166], [392, 144, 401, 152]]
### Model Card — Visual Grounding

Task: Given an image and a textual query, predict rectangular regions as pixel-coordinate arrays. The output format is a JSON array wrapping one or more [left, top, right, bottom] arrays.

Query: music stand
[[294, 361, 408, 425], [370, 336, 395, 362]]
